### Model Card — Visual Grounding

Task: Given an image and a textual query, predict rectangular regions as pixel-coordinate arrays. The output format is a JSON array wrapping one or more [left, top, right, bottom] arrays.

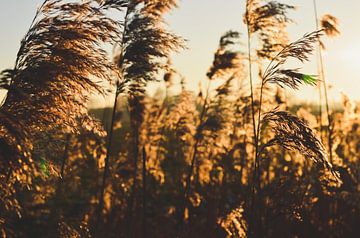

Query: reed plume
[[261, 109, 338, 178], [246, 1, 295, 59], [321, 14, 340, 39], [0, 0, 121, 235], [1, 0, 119, 133]]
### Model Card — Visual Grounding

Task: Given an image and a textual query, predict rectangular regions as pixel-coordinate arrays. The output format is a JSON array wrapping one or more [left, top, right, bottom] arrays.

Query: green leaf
[[302, 74, 317, 85], [39, 157, 50, 177]]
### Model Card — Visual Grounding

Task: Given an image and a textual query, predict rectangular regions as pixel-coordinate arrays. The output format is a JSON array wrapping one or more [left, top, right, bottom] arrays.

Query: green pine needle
[[302, 74, 317, 85]]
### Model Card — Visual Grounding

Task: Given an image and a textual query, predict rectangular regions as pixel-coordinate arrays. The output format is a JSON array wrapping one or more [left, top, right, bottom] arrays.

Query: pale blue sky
[[1, 0, 359, 106]]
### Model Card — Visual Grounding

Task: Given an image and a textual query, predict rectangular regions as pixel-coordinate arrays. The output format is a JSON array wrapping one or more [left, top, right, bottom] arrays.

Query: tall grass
[[0, 0, 120, 234], [1, 1, 356, 238]]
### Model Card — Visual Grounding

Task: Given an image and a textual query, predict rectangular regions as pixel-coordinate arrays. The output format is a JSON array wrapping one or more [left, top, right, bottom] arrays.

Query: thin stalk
[[239, 106, 248, 184], [126, 123, 140, 237], [142, 147, 147, 238], [184, 79, 211, 200], [246, 25, 258, 176], [101, 101, 109, 132], [97, 91, 119, 218], [179, 79, 211, 235], [245, 16, 260, 234], [52, 133, 71, 232], [245, 3, 262, 234], [319, 48, 333, 163], [318, 80, 323, 135], [312, 0, 333, 163], [97, 5, 131, 221], [244, 0, 260, 193], [255, 81, 265, 189], [59, 134, 71, 181], [153, 84, 171, 169]]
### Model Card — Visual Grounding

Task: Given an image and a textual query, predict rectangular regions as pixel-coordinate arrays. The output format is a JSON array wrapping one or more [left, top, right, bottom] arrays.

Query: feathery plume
[[321, 14, 340, 38], [262, 31, 323, 89], [207, 31, 243, 80], [261, 109, 340, 180]]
